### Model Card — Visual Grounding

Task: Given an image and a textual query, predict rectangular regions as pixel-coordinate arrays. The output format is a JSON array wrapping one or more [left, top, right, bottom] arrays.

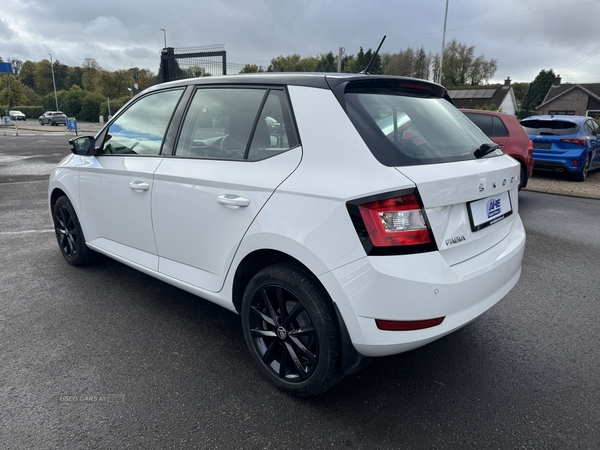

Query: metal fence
[[160, 45, 246, 82]]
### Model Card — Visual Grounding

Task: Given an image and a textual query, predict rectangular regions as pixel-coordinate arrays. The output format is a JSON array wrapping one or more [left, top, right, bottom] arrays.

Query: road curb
[[523, 186, 600, 200]]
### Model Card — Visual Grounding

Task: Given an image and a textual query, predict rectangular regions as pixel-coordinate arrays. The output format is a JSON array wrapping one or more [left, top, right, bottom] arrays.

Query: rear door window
[[174, 88, 297, 161]]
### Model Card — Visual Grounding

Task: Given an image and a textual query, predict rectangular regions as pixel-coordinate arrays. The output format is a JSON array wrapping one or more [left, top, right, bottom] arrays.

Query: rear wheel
[[241, 264, 343, 396], [52, 196, 95, 266], [572, 154, 591, 181]]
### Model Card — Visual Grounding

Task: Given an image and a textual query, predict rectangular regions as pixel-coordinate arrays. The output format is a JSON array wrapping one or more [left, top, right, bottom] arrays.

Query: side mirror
[[69, 136, 95, 156]]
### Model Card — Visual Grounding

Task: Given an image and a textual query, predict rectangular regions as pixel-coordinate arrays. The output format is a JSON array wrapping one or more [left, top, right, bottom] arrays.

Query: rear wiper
[[474, 143, 501, 159]]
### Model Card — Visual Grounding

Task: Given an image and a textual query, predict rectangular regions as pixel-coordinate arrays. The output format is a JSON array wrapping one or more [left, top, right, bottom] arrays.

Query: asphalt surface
[[1, 132, 599, 449]]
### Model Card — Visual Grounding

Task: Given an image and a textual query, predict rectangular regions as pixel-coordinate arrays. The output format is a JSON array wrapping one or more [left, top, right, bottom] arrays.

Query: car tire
[[39, 119, 44, 125], [51, 120, 55, 126], [572, 154, 591, 182], [241, 263, 343, 396], [52, 196, 95, 266]]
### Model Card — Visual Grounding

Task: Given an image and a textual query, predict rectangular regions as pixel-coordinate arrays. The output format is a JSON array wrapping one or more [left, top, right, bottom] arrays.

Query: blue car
[[520, 115, 600, 181]]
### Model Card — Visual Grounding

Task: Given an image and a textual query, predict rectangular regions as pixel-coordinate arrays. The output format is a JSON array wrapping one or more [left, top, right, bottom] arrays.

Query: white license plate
[[468, 191, 513, 232]]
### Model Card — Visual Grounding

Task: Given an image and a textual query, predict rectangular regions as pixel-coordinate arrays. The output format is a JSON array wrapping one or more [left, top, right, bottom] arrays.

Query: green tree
[[67, 66, 83, 89], [82, 58, 102, 91], [18, 60, 36, 89], [267, 54, 317, 72], [315, 52, 336, 72], [432, 39, 497, 86], [7, 58, 23, 76], [522, 69, 556, 113], [34, 60, 55, 96], [240, 64, 264, 73], [0, 75, 27, 107]]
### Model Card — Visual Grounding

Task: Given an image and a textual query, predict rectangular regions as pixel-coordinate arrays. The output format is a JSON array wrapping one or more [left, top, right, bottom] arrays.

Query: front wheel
[[39, 119, 44, 125], [52, 196, 95, 266], [241, 264, 343, 396]]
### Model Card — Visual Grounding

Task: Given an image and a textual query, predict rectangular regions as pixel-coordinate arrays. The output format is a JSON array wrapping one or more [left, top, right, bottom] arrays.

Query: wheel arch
[[231, 248, 370, 375]]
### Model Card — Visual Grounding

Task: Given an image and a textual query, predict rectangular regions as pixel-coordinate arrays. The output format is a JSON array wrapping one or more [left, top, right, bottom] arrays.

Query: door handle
[[129, 181, 150, 192], [217, 194, 250, 209]]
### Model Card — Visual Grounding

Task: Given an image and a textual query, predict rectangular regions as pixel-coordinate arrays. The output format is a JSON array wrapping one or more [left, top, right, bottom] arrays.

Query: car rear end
[[520, 116, 588, 175], [317, 77, 525, 357]]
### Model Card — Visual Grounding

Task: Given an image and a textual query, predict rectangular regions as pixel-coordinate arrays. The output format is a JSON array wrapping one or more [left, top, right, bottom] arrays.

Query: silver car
[[39, 111, 67, 126]]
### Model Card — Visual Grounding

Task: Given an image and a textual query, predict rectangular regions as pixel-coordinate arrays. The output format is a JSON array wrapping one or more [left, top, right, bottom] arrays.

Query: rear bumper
[[320, 214, 526, 357], [533, 149, 588, 173]]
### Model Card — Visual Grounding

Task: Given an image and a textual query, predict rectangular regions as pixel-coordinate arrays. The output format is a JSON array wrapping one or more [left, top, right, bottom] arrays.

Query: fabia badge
[[446, 235, 466, 246]]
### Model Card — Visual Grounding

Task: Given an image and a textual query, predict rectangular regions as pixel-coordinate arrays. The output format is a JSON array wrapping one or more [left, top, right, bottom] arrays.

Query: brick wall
[[537, 88, 589, 115]]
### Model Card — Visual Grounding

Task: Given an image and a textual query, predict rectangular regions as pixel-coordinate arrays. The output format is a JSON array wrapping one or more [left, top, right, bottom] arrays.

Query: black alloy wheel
[[52, 196, 94, 266], [241, 264, 343, 396]]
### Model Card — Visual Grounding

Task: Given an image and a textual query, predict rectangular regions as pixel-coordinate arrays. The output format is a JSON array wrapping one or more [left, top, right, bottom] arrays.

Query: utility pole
[[438, 0, 449, 85], [48, 53, 59, 111], [338, 47, 344, 73]]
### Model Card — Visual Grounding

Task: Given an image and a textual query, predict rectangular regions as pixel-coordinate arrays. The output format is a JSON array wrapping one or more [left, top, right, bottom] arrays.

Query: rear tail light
[[560, 137, 586, 146], [347, 190, 437, 255], [527, 139, 533, 153]]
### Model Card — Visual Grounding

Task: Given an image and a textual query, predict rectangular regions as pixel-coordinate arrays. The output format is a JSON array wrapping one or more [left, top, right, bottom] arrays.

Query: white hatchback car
[[49, 73, 525, 396]]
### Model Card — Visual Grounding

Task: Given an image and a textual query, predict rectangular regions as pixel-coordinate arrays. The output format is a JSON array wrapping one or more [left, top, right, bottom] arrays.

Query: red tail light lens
[[560, 137, 586, 146], [358, 194, 432, 247], [376, 317, 445, 331], [527, 139, 533, 152]]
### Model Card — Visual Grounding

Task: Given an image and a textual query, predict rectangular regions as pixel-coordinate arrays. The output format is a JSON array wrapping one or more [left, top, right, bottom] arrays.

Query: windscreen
[[520, 119, 579, 136], [344, 87, 493, 166]]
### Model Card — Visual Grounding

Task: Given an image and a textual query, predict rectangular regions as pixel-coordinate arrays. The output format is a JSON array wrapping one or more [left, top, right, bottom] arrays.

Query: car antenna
[[359, 35, 386, 74]]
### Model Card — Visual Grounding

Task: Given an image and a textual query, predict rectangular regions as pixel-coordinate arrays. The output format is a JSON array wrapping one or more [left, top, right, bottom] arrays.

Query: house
[[536, 76, 600, 118], [446, 78, 518, 115]]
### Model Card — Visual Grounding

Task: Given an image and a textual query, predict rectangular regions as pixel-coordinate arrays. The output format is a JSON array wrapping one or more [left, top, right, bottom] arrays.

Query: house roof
[[538, 83, 600, 109], [447, 84, 512, 110]]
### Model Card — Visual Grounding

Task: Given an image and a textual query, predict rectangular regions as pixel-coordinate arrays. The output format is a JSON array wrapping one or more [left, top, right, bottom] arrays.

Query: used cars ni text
[[521, 115, 600, 181], [48, 73, 526, 396]]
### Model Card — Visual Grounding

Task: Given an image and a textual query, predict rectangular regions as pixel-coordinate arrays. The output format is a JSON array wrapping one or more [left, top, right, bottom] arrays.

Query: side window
[[175, 88, 297, 161], [584, 120, 598, 136], [248, 90, 296, 161], [100, 89, 183, 156], [492, 116, 509, 137], [465, 113, 493, 137]]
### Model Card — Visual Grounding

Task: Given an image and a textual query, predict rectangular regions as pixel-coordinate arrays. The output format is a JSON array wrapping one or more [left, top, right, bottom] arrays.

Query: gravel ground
[[525, 169, 600, 199]]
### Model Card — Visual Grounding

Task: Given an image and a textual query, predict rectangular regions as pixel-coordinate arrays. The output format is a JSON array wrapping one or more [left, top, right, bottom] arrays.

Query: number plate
[[468, 191, 513, 232], [533, 141, 552, 149]]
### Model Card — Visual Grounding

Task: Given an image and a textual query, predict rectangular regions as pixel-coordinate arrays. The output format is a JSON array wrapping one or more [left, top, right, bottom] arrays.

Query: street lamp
[[160, 29, 167, 48], [48, 53, 59, 111], [438, 0, 449, 85]]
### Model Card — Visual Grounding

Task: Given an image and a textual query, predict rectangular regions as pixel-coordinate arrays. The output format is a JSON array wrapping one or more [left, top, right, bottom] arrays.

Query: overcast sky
[[2, 0, 600, 84]]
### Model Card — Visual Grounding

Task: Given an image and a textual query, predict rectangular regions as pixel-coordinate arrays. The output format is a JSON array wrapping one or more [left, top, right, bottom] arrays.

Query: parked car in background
[[520, 115, 600, 181], [462, 109, 534, 189], [39, 111, 67, 126], [9, 110, 26, 121], [48, 73, 525, 396]]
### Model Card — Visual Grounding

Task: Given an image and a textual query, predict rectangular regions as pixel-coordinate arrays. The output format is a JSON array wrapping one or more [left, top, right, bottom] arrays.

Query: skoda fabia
[[49, 73, 526, 396]]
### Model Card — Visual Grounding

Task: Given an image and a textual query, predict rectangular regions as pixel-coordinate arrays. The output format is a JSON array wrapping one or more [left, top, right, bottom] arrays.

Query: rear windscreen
[[343, 85, 495, 166], [520, 120, 579, 136]]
